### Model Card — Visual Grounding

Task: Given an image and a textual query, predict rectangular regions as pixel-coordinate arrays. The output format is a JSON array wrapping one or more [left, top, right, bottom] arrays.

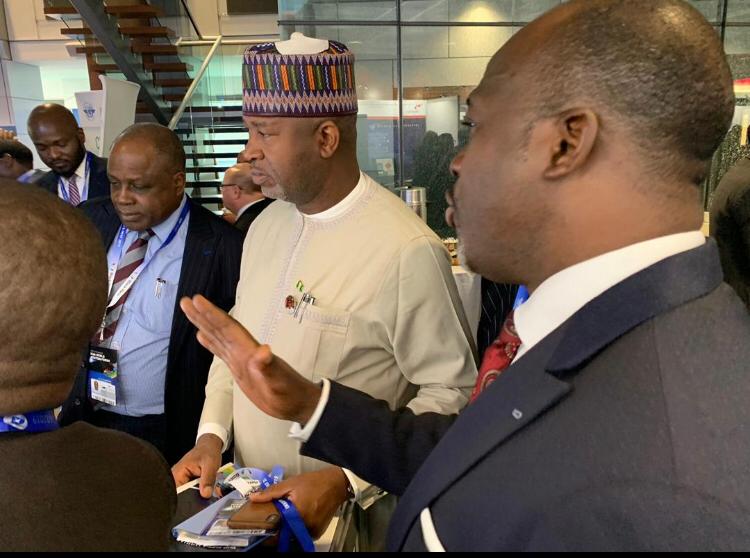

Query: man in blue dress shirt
[[59, 123, 243, 464]]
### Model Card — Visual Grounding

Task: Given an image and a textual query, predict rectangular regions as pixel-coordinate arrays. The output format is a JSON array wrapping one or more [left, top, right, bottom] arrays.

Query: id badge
[[88, 346, 119, 406]]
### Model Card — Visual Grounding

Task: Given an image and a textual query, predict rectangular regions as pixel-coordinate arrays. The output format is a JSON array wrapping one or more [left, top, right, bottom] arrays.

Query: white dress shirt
[[294, 230, 706, 551]]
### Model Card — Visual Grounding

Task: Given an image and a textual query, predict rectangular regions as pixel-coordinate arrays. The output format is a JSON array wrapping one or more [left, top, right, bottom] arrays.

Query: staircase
[[173, 97, 246, 211], [44, 0, 257, 213], [46, 0, 197, 123]]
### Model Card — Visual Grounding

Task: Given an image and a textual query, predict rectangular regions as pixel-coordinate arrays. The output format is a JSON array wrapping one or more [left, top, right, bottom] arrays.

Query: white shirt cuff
[[341, 468, 366, 503], [197, 422, 231, 453], [288, 379, 331, 443]]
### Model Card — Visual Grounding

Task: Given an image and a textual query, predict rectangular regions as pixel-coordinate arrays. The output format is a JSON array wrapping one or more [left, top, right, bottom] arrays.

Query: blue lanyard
[[1, 410, 59, 434], [58, 152, 91, 204], [513, 285, 529, 310], [106, 200, 190, 309], [249, 468, 315, 553]]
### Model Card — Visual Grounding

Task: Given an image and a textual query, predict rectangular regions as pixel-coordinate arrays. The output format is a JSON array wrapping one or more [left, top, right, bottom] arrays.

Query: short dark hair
[[529, 0, 734, 184], [0, 139, 34, 167], [0, 181, 107, 414], [113, 123, 186, 173]]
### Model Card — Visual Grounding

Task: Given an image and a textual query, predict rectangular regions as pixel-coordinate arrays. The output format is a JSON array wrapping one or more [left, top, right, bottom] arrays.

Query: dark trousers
[[89, 410, 167, 457]]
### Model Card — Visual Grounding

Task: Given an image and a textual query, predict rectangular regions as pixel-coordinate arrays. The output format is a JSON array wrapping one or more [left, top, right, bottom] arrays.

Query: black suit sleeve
[[301, 381, 457, 496]]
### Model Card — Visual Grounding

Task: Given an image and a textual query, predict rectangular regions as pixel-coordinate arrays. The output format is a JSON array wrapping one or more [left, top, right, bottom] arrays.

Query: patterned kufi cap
[[243, 35, 358, 117]]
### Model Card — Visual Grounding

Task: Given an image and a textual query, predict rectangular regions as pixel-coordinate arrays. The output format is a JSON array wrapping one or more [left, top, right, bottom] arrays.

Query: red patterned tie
[[68, 175, 81, 207], [96, 229, 154, 342], [470, 310, 522, 403]]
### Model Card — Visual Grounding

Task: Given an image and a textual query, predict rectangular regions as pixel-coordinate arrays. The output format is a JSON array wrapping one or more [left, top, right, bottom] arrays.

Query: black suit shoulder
[[187, 200, 244, 252]]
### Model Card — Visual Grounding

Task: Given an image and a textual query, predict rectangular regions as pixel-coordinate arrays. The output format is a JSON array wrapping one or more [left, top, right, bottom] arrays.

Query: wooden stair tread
[[154, 78, 192, 87], [132, 44, 179, 55], [76, 45, 107, 54], [44, 6, 78, 15], [144, 61, 192, 71], [61, 27, 92, 35], [90, 63, 120, 72], [119, 26, 174, 37], [163, 93, 187, 102], [105, 5, 163, 17]]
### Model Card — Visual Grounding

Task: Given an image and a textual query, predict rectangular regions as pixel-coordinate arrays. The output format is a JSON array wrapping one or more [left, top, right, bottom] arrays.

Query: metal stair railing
[[168, 35, 223, 130]]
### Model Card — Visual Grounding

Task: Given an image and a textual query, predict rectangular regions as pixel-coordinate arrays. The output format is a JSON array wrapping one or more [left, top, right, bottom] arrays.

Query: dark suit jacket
[[36, 152, 110, 201], [477, 279, 519, 358], [234, 198, 275, 235], [60, 196, 243, 464], [710, 157, 750, 309], [304, 241, 750, 551], [0, 422, 176, 551]]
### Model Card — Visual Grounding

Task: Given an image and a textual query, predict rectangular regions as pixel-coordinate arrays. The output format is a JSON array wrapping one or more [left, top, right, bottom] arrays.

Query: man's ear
[[77, 128, 86, 147], [316, 120, 341, 159], [173, 171, 186, 198], [543, 109, 599, 179], [0, 154, 11, 170]]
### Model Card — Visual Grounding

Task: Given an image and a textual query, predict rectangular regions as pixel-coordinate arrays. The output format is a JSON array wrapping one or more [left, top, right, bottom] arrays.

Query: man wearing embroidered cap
[[172, 33, 478, 539]]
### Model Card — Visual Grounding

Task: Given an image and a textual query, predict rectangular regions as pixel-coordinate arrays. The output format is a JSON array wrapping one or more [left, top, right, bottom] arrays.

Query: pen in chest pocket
[[154, 278, 166, 299], [295, 292, 316, 323]]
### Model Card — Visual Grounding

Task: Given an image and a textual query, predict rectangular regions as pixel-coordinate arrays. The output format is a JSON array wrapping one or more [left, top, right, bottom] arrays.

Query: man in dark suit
[[710, 157, 750, 309], [27, 103, 110, 205], [0, 181, 175, 551], [178, 0, 750, 551], [0, 139, 45, 183], [59, 123, 243, 465], [220, 162, 274, 235]]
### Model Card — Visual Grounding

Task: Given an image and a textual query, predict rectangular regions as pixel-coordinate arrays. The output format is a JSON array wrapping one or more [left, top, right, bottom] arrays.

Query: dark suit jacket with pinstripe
[[36, 153, 110, 201], [60, 196, 243, 464], [303, 241, 750, 551]]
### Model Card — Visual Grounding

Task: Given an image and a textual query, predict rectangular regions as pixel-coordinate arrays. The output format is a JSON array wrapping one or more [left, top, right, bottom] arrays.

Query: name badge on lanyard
[[89, 201, 190, 406], [58, 152, 90, 204], [88, 346, 119, 406]]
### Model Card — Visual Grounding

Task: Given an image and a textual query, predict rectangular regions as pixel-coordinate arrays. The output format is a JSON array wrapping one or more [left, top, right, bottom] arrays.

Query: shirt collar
[[150, 195, 188, 243], [513, 231, 706, 361], [66, 151, 89, 183], [300, 172, 368, 221]]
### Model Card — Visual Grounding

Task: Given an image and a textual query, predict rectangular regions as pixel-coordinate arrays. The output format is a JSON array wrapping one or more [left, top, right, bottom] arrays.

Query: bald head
[[223, 163, 258, 193], [0, 181, 107, 415], [221, 163, 266, 215], [28, 103, 79, 133], [449, 0, 733, 287], [499, 0, 734, 185], [27, 104, 86, 178], [113, 123, 186, 174]]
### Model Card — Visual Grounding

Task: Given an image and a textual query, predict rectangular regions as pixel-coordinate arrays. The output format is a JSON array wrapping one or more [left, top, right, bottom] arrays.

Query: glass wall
[[278, 0, 750, 237]]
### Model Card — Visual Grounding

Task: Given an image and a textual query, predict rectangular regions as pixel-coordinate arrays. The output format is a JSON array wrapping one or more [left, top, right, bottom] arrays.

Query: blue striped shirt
[[103, 195, 189, 417]]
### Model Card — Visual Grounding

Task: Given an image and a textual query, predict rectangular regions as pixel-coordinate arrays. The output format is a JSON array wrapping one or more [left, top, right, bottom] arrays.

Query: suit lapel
[[168, 201, 217, 374], [86, 155, 109, 200], [388, 241, 725, 550], [388, 328, 572, 549], [97, 201, 121, 248]]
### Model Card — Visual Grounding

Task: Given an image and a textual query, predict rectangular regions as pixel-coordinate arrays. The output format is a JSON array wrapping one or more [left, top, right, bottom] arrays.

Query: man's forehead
[[243, 116, 279, 127]]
